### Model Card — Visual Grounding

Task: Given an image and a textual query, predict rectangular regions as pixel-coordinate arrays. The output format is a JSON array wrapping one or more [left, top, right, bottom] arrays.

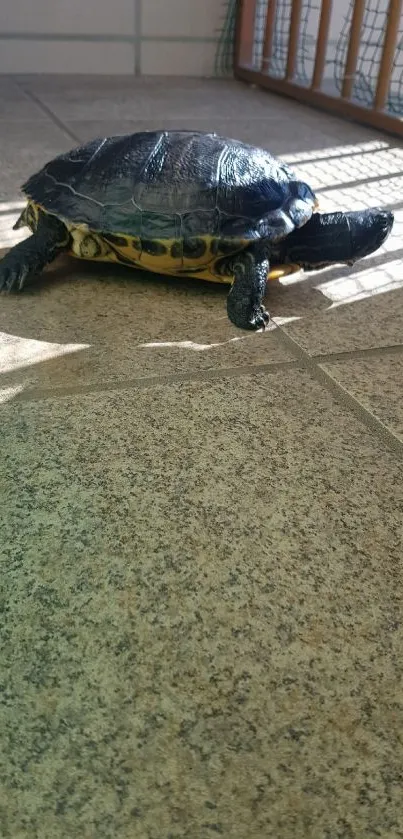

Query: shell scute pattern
[[21, 130, 318, 280]]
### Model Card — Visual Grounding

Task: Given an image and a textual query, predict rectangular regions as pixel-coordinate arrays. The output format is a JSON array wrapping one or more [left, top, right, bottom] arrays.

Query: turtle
[[0, 130, 394, 331]]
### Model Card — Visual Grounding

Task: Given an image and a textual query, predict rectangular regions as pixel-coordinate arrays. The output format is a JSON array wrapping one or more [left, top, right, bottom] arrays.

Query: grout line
[[134, 35, 220, 43], [275, 327, 403, 458], [13, 80, 82, 144], [0, 33, 136, 43], [0, 32, 220, 44], [311, 343, 403, 363], [12, 359, 300, 403]]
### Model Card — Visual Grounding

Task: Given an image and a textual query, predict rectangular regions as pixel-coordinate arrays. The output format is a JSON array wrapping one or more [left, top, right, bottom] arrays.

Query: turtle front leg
[[0, 212, 70, 293], [226, 243, 270, 331]]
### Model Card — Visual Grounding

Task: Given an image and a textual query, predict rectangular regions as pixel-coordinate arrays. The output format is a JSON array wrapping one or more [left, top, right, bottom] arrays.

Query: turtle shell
[[22, 130, 317, 243]]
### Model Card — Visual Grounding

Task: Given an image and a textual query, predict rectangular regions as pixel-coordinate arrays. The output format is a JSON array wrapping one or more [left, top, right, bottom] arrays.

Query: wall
[[0, 0, 224, 75]]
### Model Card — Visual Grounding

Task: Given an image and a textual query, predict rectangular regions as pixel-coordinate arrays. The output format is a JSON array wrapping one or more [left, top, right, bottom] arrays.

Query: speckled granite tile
[[14, 75, 387, 146], [1, 369, 403, 838], [0, 76, 47, 120], [322, 351, 403, 441], [15, 76, 315, 122], [69, 118, 339, 157], [0, 256, 294, 391], [277, 285, 403, 355]]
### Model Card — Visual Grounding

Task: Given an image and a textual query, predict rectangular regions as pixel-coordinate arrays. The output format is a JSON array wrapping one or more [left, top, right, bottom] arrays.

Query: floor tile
[[1, 370, 403, 837], [0, 76, 47, 120], [0, 256, 293, 392], [69, 117, 340, 157], [0, 120, 74, 202], [14, 77, 330, 122], [276, 283, 403, 356], [1, 74, 403, 839], [322, 351, 403, 441]]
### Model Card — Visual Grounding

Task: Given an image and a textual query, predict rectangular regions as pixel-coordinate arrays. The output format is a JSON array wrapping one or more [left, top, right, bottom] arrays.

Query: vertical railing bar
[[311, 0, 333, 90], [233, 0, 403, 137], [374, 0, 403, 110], [261, 0, 277, 71], [286, 0, 303, 80], [342, 0, 366, 99]]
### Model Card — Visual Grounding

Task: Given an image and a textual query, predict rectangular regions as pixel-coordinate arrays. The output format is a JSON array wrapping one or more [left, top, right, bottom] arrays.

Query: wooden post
[[311, 0, 333, 90], [261, 0, 277, 71], [374, 0, 403, 110], [342, 0, 366, 99], [286, 0, 303, 80]]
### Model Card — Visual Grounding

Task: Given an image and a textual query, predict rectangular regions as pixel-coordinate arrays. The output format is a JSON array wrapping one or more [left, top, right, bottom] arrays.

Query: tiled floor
[[1, 76, 403, 839]]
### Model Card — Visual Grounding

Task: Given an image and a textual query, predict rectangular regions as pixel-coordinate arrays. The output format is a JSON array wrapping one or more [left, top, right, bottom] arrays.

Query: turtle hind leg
[[225, 243, 270, 331], [0, 212, 70, 293]]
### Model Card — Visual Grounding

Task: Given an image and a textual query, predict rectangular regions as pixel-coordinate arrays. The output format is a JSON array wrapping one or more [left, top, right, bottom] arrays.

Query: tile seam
[[276, 327, 403, 458], [11, 358, 300, 403], [13, 79, 82, 143]]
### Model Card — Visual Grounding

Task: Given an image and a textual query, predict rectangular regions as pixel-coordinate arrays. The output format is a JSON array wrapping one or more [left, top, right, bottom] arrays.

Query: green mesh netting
[[334, 0, 403, 113], [215, 0, 403, 115], [250, 0, 320, 82], [215, 0, 238, 76]]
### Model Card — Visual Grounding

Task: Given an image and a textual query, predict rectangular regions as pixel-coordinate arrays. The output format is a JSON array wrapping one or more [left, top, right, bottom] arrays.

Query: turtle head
[[276, 208, 394, 271], [347, 208, 394, 262]]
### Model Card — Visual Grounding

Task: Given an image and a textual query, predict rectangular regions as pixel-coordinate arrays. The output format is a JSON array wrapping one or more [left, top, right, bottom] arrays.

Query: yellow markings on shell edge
[[30, 202, 301, 285]]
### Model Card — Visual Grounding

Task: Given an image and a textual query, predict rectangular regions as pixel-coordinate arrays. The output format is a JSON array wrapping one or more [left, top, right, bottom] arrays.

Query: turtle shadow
[[1, 246, 401, 400], [2, 241, 401, 347], [0, 252, 331, 347], [0, 255, 284, 395]]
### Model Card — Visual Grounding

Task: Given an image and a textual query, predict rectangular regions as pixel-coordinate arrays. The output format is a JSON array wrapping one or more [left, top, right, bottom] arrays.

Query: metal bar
[[374, 0, 403, 110], [286, 0, 303, 80], [234, 65, 403, 138], [311, 0, 333, 90], [235, 0, 257, 67], [342, 0, 366, 99], [261, 0, 277, 71]]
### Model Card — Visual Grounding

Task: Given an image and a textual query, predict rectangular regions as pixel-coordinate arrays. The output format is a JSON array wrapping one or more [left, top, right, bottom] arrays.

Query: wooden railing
[[234, 0, 403, 137]]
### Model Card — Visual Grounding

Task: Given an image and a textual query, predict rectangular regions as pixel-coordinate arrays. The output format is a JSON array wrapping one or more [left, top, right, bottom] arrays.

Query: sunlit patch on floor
[[317, 259, 403, 307], [0, 201, 27, 248], [272, 316, 302, 325], [138, 337, 246, 352], [0, 331, 90, 374], [0, 384, 25, 404], [291, 145, 403, 194], [282, 139, 389, 166]]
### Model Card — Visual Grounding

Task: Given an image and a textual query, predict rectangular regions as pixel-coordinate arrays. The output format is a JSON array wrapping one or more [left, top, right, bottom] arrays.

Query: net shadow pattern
[[215, 0, 238, 75]]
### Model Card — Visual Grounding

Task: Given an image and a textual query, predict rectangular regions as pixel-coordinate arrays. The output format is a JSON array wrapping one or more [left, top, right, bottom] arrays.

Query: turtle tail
[[277, 208, 394, 271], [13, 207, 28, 230]]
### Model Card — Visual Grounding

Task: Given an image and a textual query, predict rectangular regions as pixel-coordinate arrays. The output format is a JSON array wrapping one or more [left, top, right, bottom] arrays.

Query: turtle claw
[[256, 306, 270, 331], [246, 306, 270, 331], [0, 262, 29, 293], [0, 250, 32, 293]]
